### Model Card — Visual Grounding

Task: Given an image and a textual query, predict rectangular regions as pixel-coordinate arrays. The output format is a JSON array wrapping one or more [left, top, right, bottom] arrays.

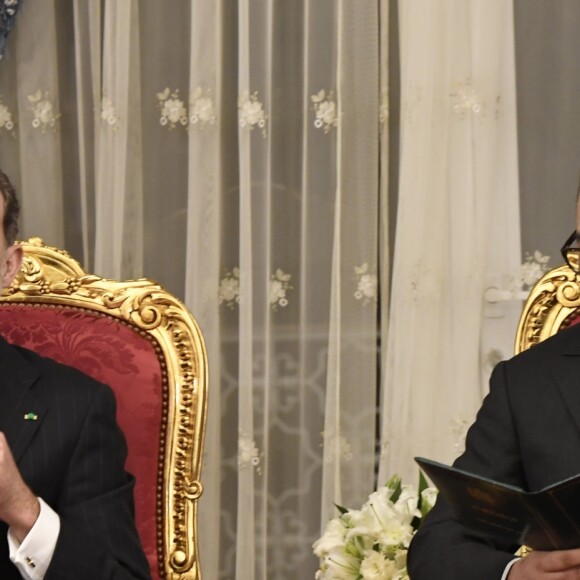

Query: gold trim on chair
[[515, 264, 580, 355], [1, 238, 208, 580]]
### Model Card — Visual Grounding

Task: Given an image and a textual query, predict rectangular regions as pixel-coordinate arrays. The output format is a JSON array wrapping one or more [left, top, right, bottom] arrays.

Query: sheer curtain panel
[[0, 1, 383, 578], [379, 0, 521, 484]]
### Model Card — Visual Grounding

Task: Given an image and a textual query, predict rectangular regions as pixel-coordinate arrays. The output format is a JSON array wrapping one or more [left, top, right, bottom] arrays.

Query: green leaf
[[334, 502, 348, 515], [415, 472, 426, 512], [418, 470, 429, 494], [410, 470, 433, 530], [385, 474, 403, 503]]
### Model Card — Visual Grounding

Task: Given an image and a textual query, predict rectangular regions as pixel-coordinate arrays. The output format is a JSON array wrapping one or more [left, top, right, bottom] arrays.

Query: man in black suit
[[408, 206, 580, 579], [0, 170, 150, 579]]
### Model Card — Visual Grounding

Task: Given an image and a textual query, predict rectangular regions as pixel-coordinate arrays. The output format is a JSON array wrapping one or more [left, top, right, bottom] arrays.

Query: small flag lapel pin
[[24, 412, 38, 421]]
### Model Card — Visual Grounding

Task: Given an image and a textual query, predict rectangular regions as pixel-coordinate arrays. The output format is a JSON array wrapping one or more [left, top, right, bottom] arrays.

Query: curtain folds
[[321, 0, 380, 524], [14, 0, 64, 246], [185, 1, 224, 577], [95, 0, 144, 280], [379, 0, 521, 484]]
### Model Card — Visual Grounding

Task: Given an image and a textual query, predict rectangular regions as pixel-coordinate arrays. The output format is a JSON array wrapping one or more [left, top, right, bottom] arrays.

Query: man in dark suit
[[0, 170, 150, 579], [408, 208, 580, 579]]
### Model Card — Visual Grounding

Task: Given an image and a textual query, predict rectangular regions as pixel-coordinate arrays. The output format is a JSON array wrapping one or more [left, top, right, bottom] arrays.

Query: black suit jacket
[[408, 322, 580, 580], [0, 337, 151, 579]]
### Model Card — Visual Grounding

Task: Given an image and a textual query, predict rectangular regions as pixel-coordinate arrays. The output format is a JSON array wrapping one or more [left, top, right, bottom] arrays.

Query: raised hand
[[0, 432, 39, 543]]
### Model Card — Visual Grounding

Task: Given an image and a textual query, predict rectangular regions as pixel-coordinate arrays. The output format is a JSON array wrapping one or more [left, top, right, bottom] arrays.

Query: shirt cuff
[[7, 497, 60, 580], [501, 557, 520, 580]]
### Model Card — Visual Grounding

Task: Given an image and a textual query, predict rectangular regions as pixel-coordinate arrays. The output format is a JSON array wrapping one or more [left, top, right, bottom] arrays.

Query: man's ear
[[2, 244, 22, 289]]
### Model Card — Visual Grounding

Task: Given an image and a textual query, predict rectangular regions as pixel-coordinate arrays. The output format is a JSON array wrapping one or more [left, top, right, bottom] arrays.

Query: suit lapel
[[0, 338, 46, 463]]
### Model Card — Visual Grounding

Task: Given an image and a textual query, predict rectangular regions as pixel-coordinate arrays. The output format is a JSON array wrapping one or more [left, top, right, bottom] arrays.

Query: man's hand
[[509, 549, 580, 579], [0, 432, 39, 543]]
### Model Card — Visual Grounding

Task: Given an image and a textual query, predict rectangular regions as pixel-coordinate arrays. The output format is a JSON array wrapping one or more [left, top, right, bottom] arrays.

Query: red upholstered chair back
[[0, 306, 162, 572], [516, 263, 580, 353], [0, 240, 208, 580]]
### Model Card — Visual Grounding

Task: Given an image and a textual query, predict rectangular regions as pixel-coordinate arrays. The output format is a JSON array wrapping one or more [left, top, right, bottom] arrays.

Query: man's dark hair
[[0, 170, 19, 246]]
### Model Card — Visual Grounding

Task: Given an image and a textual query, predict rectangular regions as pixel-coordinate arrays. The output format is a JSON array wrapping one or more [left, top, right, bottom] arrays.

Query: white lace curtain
[[0, 1, 522, 578], [0, 2, 383, 578]]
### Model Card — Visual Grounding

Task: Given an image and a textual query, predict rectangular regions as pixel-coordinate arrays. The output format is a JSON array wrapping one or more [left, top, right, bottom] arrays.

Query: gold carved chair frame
[[516, 264, 580, 354]]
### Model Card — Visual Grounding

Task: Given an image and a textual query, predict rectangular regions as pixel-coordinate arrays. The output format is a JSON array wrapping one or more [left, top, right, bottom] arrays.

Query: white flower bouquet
[[313, 474, 437, 580]]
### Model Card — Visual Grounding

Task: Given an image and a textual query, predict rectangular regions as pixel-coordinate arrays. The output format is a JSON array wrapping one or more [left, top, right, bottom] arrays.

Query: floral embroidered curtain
[[0, 0, 525, 578], [0, 1, 385, 578]]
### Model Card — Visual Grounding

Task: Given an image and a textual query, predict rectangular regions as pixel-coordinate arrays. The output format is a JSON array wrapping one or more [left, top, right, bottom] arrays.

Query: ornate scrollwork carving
[[1, 239, 208, 580], [20, 255, 42, 282], [516, 266, 580, 354], [183, 479, 203, 500], [556, 278, 580, 307], [101, 288, 165, 331]]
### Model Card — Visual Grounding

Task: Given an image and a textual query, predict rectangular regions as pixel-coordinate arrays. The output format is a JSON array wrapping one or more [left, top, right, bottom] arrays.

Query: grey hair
[[0, 170, 20, 245]]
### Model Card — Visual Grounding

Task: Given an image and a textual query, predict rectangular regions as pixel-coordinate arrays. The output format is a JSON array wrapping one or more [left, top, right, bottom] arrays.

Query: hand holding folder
[[415, 457, 580, 551]]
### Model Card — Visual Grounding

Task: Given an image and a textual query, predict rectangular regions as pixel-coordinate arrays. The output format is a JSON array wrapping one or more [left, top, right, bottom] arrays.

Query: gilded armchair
[[0, 238, 208, 580]]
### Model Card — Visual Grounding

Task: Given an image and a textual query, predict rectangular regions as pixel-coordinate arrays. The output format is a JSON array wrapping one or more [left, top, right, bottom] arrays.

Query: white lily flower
[[314, 475, 438, 579], [313, 516, 349, 558]]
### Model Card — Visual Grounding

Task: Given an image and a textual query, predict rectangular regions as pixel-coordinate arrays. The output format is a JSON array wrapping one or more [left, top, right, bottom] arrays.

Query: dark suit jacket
[[408, 322, 580, 580], [0, 337, 151, 579]]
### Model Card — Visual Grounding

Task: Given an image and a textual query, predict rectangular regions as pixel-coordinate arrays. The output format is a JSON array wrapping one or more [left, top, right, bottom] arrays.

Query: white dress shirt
[[501, 558, 520, 580], [7, 498, 60, 580]]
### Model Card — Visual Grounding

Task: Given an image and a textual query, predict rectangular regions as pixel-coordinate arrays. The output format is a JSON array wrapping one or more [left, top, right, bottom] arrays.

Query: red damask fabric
[[0, 304, 162, 577]]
